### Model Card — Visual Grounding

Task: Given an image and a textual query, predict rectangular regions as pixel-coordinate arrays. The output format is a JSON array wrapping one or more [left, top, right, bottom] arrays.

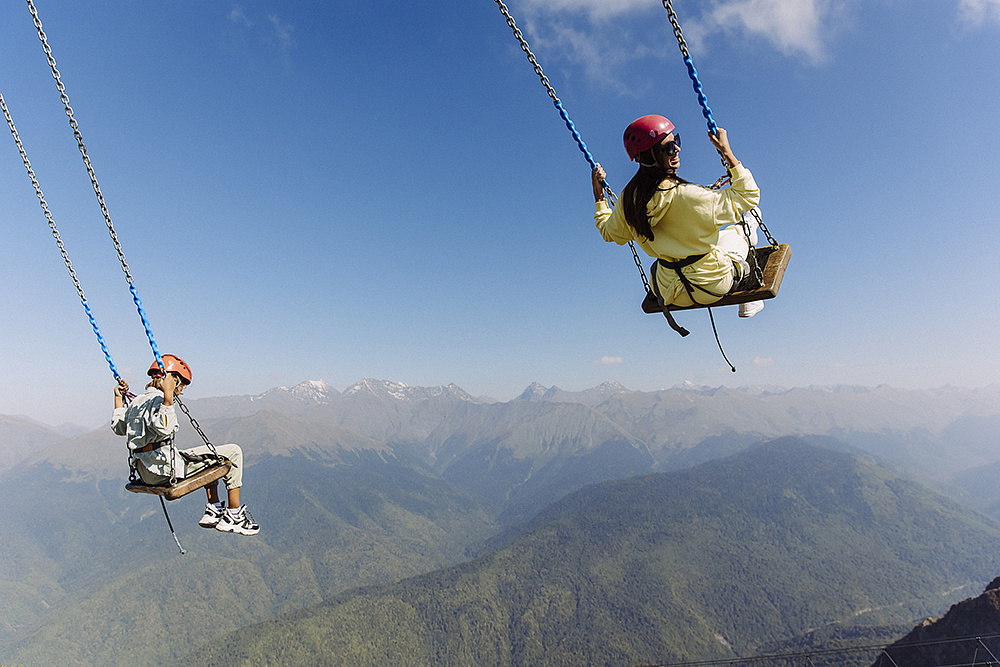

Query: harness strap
[[649, 252, 747, 337], [136, 437, 172, 454], [656, 253, 728, 301], [179, 450, 227, 464], [649, 260, 690, 337]]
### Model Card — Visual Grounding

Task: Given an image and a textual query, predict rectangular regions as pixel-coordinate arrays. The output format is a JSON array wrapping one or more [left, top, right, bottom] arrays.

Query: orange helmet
[[148, 354, 192, 385]]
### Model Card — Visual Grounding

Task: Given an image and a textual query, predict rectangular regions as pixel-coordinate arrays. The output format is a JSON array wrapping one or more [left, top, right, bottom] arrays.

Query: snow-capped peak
[[344, 378, 477, 403], [255, 380, 337, 404]]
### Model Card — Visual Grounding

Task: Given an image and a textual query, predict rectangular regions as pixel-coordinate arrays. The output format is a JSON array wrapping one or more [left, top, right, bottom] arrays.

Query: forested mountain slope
[[189, 439, 1000, 667]]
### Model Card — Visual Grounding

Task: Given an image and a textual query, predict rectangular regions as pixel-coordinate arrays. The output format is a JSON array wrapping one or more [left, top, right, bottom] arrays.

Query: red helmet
[[148, 354, 192, 385], [623, 115, 676, 161]]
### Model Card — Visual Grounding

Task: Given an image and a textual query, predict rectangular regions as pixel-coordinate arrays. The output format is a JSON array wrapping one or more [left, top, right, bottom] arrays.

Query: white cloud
[[591, 356, 624, 365], [693, 0, 853, 63], [268, 15, 295, 50], [229, 5, 251, 28], [515, 0, 856, 81], [752, 356, 776, 368], [522, 0, 652, 20], [958, 0, 1000, 25]]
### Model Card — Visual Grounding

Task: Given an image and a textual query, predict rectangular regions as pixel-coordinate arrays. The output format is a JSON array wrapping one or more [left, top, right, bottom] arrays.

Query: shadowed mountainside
[[875, 577, 1000, 666]]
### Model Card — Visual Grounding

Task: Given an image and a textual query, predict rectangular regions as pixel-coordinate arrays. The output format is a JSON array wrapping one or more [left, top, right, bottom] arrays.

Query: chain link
[[662, 0, 780, 254], [662, 0, 731, 179], [18, 1, 226, 481], [2, 91, 123, 380], [493, 0, 650, 292], [25, 0, 163, 370], [176, 395, 220, 455]]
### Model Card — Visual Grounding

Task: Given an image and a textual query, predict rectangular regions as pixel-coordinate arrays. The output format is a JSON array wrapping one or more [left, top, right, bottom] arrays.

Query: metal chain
[[2, 91, 123, 380], [176, 395, 221, 457], [493, 0, 651, 293], [25, 0, 163, 370], [756, 212, 778, 247], [662, 0, 780, 248], [662, 0, 731, 181]]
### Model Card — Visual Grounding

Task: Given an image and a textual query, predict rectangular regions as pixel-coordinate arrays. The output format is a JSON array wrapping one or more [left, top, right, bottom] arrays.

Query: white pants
[[137, 443, 244, 490], [718, 208, 764, 317]]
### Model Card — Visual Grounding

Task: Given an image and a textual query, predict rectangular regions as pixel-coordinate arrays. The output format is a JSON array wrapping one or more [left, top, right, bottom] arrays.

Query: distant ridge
[[343, 378, 478, 403], [517, 381, 632, 406], [0, 414, 65, 474], [256, 379, 339, 403]]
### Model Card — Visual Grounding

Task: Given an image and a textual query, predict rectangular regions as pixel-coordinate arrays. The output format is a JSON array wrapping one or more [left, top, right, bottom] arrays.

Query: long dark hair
[[620, 143, 691, 242]]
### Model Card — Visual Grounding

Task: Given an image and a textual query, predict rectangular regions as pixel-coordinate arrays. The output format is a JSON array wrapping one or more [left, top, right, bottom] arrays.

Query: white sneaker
[[198, 503, 225, 529], [739, 300, 764, 318], [216, 505, 260, 536], [733, 258, 750, 282]]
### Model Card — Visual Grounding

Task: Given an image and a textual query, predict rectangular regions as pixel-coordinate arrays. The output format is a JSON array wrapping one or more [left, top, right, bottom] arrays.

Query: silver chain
[[493, 0, 650, 293], [26, 0, 137, 286], [176, 395, 220, 457], [2, 92, 90, 304]]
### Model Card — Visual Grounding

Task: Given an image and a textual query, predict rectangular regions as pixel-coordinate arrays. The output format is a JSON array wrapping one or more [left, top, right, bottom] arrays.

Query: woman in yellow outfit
[[591, 115, 764, 318]]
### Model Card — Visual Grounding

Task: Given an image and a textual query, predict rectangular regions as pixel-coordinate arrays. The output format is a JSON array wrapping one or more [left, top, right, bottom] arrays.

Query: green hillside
[[189, 439, 1000, 667], [0, 453, 495, 666]]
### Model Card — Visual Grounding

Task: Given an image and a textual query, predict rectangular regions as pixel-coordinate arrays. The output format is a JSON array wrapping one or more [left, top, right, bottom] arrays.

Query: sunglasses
[[662, 133, 681, 155]]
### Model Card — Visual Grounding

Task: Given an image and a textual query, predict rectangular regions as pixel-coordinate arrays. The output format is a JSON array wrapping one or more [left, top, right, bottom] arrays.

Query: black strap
[[656, 254, 728, 301], [179, 450, 227, 464], [650, 261, 690, 337], [130, 436, 172, 459]]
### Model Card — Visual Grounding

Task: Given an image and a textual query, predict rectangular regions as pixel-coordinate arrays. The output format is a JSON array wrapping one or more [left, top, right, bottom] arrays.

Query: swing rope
[[25, 0, 163, 371], [14, 0, 228, 552], [492, 0, 652, 295], [5, 89, 189, 552], [2, 91, 122, 381]]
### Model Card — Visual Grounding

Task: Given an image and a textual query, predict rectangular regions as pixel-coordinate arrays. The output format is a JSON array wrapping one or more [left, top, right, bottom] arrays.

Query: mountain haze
[[4, 380, 1000, 665], [0, 414, 65, 473], [189, 440, 1000, 667]]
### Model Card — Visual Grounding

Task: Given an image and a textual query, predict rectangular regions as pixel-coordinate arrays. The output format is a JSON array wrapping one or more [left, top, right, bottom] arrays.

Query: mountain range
[[2, 380, 1000, 665]]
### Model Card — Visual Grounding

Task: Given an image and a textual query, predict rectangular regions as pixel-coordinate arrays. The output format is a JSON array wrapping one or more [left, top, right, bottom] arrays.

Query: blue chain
[[2, 91, 123, 380], [28, 0, 164, 374], [681, 53, 718, 135], [81, 301, 122, 379], [664, 0, 718, 136], [128, 282, 163, 370], [554, 99, 598, 170], [494, 0, 648, 290]]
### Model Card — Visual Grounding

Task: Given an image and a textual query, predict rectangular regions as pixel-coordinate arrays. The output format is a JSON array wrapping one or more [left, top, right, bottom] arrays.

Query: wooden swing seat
[[125, 461, 232, 501], [642, 243, 791, 314]]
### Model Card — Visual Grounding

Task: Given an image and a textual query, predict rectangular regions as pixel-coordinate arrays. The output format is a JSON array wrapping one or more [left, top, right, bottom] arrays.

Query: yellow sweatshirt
[[595, 163, 760, 307]]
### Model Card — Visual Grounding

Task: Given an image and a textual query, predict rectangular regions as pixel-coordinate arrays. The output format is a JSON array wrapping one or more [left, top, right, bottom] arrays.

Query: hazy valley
[[2, 380, 1000, 665]]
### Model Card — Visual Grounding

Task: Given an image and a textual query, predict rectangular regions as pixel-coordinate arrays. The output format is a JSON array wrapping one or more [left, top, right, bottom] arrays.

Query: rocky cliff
[[877, 577, 1000, 666]]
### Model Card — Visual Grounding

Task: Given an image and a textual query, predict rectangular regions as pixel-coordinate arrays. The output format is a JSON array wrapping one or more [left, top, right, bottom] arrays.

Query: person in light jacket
[[112, 354, 259, 535], [591, 114, 764, 317]]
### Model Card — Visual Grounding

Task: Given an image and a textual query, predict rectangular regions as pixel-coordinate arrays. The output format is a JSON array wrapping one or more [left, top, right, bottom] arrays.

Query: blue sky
[[2, 0, 1000, 428]]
